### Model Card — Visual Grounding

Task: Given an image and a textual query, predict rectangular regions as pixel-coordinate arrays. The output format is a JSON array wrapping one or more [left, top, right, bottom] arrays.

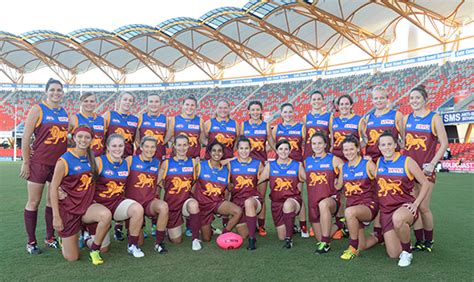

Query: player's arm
[[68, 114, 77, 133], [200, 120, 210, 146], [333, 156, 344, 190], [270, 125, 277, 152], [298, 162, 306, 182], [359, 117, 367, 149], [257, 163, 270, 185], [395, 111, 405, 149], [50, 159, 66, 232], [163, 116, 173, 144], [156, 160, 167, 196], [19, 105, 40, 179], [406, 157, 429, 213], [425, 114, 448, 174]]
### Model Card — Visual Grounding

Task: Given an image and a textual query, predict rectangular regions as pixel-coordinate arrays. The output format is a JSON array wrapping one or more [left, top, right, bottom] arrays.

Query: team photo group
[[19, 77, 448, 268]]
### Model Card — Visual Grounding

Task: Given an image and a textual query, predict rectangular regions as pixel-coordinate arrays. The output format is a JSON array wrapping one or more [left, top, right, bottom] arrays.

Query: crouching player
[[376, 131, 429, 267], [158, 134, 202, 251], [50, 125, 111, 265], [229, 137, 264, 250], [337, 135, 379, 260], [93, 134, 145, 258], [125, 136, 169, 254]]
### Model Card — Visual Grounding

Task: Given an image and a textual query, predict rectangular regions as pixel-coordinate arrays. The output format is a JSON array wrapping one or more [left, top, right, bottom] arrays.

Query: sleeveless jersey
[[31, 103, 69, 165], [163, 157, 195, 211], [172, 114, 202, 158], [125, 155, 160, 206], [331, 114, 363, 159], [242, 120, 268, 162], [276, 123, 304, 162], [305, 153, 339, 204], [269, 159, 301, 203], [105, 111, 138, 158], [58, 151, 95, 215], [94, 154, 129, 211], [136, 113, 167, 160], [375, 153, 415, 213], [365, 110, 400, 161], [229, 158, 261, 202], [205, 118, 237, 160], [341, 158, 376, 208], [404, 111, 438, 167], [193, 160, 230, 205], [303, 112, 332, 159], [75, 112, 106, 156]]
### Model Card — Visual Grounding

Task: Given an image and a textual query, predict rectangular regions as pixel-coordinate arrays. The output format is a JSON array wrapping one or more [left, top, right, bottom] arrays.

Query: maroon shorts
[[232, 195, 263, 224], [380, 204, 419, 234], [58, 208, 83, 238], [198, 200, 225, 226], [143, 200, 157, 218], [167, 208, 185, 229], [271, 195, 302, 227], [353, 201, 379, 228], [308, 195, 340, 224], [28, 162, 55, 184]]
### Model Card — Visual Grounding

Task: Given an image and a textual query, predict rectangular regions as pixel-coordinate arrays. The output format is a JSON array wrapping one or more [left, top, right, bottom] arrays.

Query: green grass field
[[1, 161, 473, 281]]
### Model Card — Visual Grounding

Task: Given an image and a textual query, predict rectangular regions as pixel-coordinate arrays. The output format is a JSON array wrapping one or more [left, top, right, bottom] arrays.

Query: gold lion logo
[[44, 126, 68, 145], [287, 138, 299, 151], [180, 133, 198, 147], [307, 128, 316, 144], [76, 174, 92, 191], [144, 129, 164, 145], [91, 137, 104, 150], [115, 128, 133, 143], [344, 182, 363, 197], [377, 178, 404, 197], [203, 183, 222, 196], [405, 133, 427, 151], [249, 138, 265, 151], [368, 129, 382, 146], [215, 133, 234, 147], [170, 177, 192, 194], [99, 181, 125, 198], [309, 172, 328, 185], [274, 178, 293, 191], [333, 132, 346, 148], [234, 176, 254, 190], [134, 173, 155, 189]]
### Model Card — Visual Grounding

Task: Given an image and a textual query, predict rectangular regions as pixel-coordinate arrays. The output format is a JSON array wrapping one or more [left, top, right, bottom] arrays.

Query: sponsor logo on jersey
[[354, 172, 363, 177], [112, 119, 120, 123], [74, 165, 82, 171], [203, 174, 211, 178], [136, 164, 143, 169], [367, 121, 374, 126], [46, 116, 54, 121], [104, 169, 114, 176], [58, 117, 68, 122], [272, 170, 279, 174], [255, 130, 266, 134], [381, 119, 395, 125], [248, 168, 257, 173], [378, 168, 385, 173], [288, 130, 301, 135], [320, 164, 330, 168], [144, 121, 151, 126], [233, 168, 240, 172], [127, 121, 137, 127], [226, 127, 236, 132], [155, 122, 166, 127], [415, 124, 430, 130], [212, 126, 220, 130], [189, 124, 199, 130], [176, 124, 184, 129], [183, 167, 193, 172], [345, 124, 358, 129], [316, 120, 328, 126], [388, 167, 404, 174], [287, 170, 297, 175], [150, 167, 158, 172], [217, 177, 227, 182], [307, 165, 313, 169], [118, 171, 129, 177], [93, 125, 104, 130], [307, 120, 313, 125], [169, 168, 177, 172]]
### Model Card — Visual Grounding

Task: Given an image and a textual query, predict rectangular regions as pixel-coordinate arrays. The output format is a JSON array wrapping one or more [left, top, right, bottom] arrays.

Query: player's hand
[[403, 203, 417, 217], [363, 155, 372, 161], [423, 163, 435, 174], [53, 215, 64, 231], [19, 162, 30, 179], [58, 187, 68, 200]]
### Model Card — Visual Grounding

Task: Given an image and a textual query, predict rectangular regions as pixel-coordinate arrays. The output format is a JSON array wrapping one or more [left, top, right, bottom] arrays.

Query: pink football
[[216, 232, 243, 250]]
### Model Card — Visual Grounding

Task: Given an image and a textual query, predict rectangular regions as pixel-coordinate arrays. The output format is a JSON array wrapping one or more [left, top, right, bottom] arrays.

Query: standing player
[[69, 92, 106, 156], [229, 137, 264, 250], [193, 141, 242, 242], [203, 100, 239, 161], [93, 134, 145, 258], [50, 125, 111, 265], [364, 87, 403, 161], [125, 136, 169, 254], [403, 85, 448, 252], [158, 134, 202, 251], [20, 78, 68, 254], [336, 136, 379, 260], [241, 100, 274, 236], [376, 131, 430, 267], [304, 132, 344, 254], [135, 94, 168, 160], [258, 139, 305, 249], [303, 91, 332, 159], [331, 95, 365, 160], [167, 95, 203, 159]]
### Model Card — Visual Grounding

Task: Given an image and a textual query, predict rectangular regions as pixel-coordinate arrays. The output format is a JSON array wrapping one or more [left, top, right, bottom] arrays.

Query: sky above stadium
[[1, 0, 249, 34]]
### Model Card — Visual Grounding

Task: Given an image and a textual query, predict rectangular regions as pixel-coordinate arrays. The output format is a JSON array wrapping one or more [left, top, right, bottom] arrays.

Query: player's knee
[[386, 249, 399, 259], [170, 237, 182, 244], [282, 201, 294, 212], [418, 204, 431, 214], [344, 208, 356, 221], [63, 253, 79, 262], [26, 199, 41, 210], [159, 202, 169, 214], [244, 199, 255, 211], [188, 200, 199, 214], [318, 200, 329, 211], [232, 206, 242, 217], [129, 204, 144, 218], [99, 209, 112, 223], [392, 217, 404, 230]]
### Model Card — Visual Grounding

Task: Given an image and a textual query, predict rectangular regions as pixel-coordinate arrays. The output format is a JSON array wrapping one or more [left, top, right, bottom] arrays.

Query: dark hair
[[310, 130, 329, 146], [183, 95, 197, 105], [341, 134, 360, 148], [280, 103, 293, 111], [75, 124, 97, 180], [79, 92, 95, 102], [310, 90, 324, 100], [410, 84, 428, 100], [236, 136, 251, 148], [174, 134, 189, 144], [106, 133, 125, 147], [247, 100, 263, 120], [140, 135, 157, 148], [337, 94, 353, 106], [275, 139, 291, 150], [45, 78, 63, 92], [207, 140, 225, 154], [378, 130, 397, 143]]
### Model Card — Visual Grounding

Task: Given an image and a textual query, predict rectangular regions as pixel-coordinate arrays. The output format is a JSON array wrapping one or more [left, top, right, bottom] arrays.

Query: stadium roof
[[0, 0, 471, 84]]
